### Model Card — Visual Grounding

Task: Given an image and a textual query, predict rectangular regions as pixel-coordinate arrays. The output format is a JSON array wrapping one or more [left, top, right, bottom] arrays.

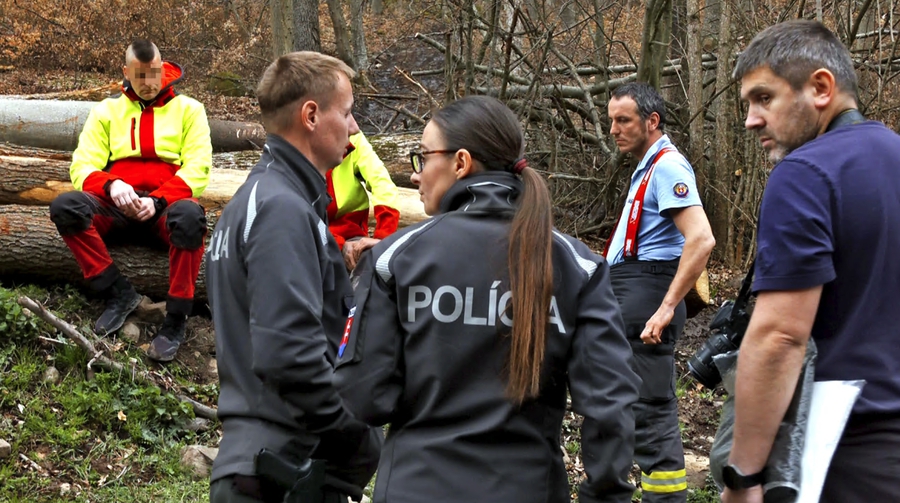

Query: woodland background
[[4, 0, 900, 265], [0, 0, 898, 501]]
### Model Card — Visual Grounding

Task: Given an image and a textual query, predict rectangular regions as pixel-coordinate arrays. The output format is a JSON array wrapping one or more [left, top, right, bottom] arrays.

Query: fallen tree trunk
[[0, 99, 266, 152], [0, 155, 253, 210], [0, 192, 427, 300], [0, 154, 426, 224], [0, 204, 195, 299]]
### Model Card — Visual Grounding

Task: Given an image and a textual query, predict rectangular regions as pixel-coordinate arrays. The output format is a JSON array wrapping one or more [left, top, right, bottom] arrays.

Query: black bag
[[709, 340, 818, 502]]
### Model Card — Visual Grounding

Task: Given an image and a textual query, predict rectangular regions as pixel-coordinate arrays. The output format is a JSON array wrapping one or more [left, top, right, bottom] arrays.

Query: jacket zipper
[[130, 118, 136, 150]]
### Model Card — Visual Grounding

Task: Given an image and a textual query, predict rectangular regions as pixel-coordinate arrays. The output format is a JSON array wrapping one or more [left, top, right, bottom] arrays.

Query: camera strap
[[825, 108, 866, 133], [731, 259, 756, 321]]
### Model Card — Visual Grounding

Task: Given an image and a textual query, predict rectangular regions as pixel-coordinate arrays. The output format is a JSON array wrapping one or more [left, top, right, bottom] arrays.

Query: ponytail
[[429, 95, 554, 404], [506, 166, 554, 404]]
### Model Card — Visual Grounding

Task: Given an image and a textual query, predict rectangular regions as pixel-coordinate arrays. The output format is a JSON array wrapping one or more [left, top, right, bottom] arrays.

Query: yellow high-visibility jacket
[[70, 61, 212, 206], [326, 132, 400, 249]]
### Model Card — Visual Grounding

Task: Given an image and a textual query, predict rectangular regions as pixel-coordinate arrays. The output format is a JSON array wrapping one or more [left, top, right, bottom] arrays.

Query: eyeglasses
[[409, 149, 456, 174]]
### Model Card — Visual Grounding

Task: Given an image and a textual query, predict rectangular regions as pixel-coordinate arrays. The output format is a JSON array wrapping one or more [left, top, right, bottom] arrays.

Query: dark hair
[[128, 39, 158, 63], [733, 20, 858, 102], [610, 82, 666, 131], [431, 95, 553, 404], [256, 51, 355, 133]]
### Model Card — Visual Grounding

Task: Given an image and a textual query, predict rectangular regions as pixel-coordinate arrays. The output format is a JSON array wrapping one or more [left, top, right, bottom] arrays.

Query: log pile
[[0, 99, 267, 152], [0, 150, 427, 301]]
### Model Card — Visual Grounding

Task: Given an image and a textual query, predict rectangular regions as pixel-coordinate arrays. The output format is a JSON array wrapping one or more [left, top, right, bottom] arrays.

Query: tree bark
[[293, 0, 322, 52], [0, 154, 427, 301], [712, 0, 734, 261], [636, 0, 674, 88], [325, 0, 355, 68], [686, 0, 705, 178], [271, 0, 294, 58], [348, 0, 369, 73]]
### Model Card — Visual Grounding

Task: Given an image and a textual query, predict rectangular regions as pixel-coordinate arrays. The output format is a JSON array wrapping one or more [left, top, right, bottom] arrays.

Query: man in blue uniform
[[723, 20, 900, 503], [605, 82, 715, 502]]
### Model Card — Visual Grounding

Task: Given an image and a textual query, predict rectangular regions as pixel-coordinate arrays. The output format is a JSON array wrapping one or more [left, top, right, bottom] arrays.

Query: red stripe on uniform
[[140, 108, 157, 159]]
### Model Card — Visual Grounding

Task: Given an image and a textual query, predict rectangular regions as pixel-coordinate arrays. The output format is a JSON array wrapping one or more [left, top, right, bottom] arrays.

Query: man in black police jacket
[[206, 51, 382, 503]]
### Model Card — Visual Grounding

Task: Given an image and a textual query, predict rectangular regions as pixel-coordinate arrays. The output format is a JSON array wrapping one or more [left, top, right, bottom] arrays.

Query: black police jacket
[[334, 171, 640, 503], [206, 134, 381, 496]]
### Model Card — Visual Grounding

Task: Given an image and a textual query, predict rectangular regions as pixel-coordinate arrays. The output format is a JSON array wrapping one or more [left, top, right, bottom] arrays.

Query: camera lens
[[688, 331, 740, 389]]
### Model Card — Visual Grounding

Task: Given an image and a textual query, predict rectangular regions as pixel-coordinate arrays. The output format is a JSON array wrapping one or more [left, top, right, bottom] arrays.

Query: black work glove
[[317, 426, 383, 501]]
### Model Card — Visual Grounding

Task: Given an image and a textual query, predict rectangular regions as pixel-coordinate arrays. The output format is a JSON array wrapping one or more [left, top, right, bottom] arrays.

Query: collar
[[438, 171, 523, 215], [122, 61, 183, 108], [825, 108, 866, 133], [632, 134, 674, 180], [258, 134, 331, 218]]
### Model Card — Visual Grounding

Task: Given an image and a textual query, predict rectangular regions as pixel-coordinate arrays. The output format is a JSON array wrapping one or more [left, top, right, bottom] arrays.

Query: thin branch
[[548, 44, 611, 155], [394, 66, 441, 108], [357, 92, 420, 100], [19, 453, 48, 474], [371, 99, 428, 126], [13, 0, 67, 31], [547, 173, 605, 184], [225, 0, 254, 41], [17, 296, 217, 420]]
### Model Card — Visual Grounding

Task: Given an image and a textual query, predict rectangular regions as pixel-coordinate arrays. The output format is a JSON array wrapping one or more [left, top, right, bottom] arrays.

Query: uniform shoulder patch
[[673, 182, 689, 198]]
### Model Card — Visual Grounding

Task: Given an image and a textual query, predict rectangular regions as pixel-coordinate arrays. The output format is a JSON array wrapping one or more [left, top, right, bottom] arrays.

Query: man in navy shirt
[[605, 82, 715, 502], [723, 20, 900, 503]]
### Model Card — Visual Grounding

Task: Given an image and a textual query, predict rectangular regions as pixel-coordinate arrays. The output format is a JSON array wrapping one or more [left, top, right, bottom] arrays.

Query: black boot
[[147, 313, 187, 362], [94, 276, 142, 336]]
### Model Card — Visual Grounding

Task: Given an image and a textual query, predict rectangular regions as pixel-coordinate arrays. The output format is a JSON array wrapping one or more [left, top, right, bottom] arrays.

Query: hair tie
[[511, 158, 528, 174]]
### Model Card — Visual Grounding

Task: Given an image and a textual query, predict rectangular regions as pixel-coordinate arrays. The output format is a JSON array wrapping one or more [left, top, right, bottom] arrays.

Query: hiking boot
[[94, 281, 142, 336], [147, 314, 187, 362]]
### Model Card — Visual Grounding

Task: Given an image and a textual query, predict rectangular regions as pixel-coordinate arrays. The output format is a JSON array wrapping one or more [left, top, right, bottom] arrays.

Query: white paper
[[796, 380, 865, 503]]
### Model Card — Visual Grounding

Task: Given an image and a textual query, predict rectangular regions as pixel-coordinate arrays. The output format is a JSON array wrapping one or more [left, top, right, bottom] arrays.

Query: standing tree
[[636, 0, 673, 88], [271, 0, 293, 57], [326, 0, 355, 67], [294, 0, 322, 52], [349, 0, 369, 74], [271, 0, 321, 58]]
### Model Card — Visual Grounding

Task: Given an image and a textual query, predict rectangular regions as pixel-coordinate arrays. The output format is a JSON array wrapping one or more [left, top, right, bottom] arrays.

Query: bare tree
[[326, 0, 355, 67], [637, 0, 674, 87], [686, 0, 704, 161], [349, 0, 370, 73], [271, 0, 293, 57]]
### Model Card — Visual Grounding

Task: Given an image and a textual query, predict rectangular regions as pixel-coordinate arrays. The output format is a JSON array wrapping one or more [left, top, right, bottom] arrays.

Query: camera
[[687, 265, 755, 389]]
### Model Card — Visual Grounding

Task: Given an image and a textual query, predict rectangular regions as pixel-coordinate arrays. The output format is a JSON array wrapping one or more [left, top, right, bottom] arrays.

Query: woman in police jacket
[[333, 96, 639, 503]]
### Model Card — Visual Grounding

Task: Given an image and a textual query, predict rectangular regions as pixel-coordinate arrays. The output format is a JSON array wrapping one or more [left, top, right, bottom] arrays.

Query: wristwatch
[[722, 464, 765, 490]]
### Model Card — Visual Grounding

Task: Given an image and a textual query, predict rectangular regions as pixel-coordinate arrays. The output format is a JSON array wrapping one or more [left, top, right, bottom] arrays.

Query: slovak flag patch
[[338, 306, 356, 359], [673, 182, 689, 198]]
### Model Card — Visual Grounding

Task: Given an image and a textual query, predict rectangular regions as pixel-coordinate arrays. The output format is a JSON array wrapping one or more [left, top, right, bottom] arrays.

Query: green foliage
[[0, 286, 42, 344], [59, 372, 195, 447]]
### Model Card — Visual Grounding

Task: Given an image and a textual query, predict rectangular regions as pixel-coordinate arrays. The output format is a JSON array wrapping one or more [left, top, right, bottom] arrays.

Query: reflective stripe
[[552, 230, 598, 279], [641, 470, 687, 493], [375, 220, 434, 282], [243, 180, 260, 243]]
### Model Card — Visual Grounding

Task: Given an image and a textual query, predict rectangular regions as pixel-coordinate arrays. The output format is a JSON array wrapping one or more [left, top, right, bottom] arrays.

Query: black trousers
[[610, 260, 687, 503], [819, 413, 900, 503]]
